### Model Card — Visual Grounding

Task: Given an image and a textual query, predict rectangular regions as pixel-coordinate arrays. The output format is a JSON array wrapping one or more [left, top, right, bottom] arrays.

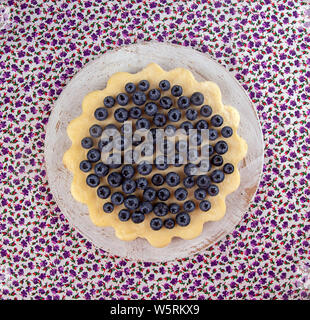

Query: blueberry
[[111, 192, 124, 205], [169, 203, 180, 214], [143, 187, 157, 202], [150, 218, 163, 230], [151, 174, 165, 186], [124, 195, 140, 210], [148, 89, 161, 101], [208, 128, 218, 141], [199, 159, 211, 172], [187, 149, 199, 163], [223, 163, 234, 174], [80, 160, 92, 172], [104, 96, 115, 108], [94, 107, 108, 121], [137, 161, 152, 175], [94, 162, 109, 177], [207, 184, 219, 196], [138, 80, 150, 91], [211, 114, 223, 127], [174, 188, 188, 201], [136, 177, 148, 190], [180, 121, 194, 135], [157, 188, 170, 201], [214, 140, 228, 154], [136, 118, 150, 130], [97, 186, 111, 199], [86, 174, 100, 188], [165, 125, 177, 137], [114, 108, 129, 123], [103, 202, 114, 213], [189, 132, 202, 146], [194, 188, 207, 200], [183, 176, 195, 188], [175, 140, 187, 153], [211, 155, 223, 166], [197, 175, 211, 189], [132, 91, 147, 105], [186, 108, 198, 121], [173, 153, 185, 167], [131, 211, 145, 224], [140, 201, 153, 214], [106, 153, 122, 169], [159, 96, 173, 109], [89, 124, 103, 138], [129, 106, 142, 119], [195, 119, 208, 130], [176, 212, 190, 226], [121, 164, 135, 179], [155, 155, 168, 170], [211, 169, 225, 183], [221, 126, 233, 138], [168, 108, 181, 122], [98, 138, 110, 151], [107, 172, 122, 187], [171, 85, 183, 97], [200, 200, 211, 211], [122, 179, 137, 194], [190, 92, 204, 106], [143, 104, 157, 118], [200, 105, 212, 117], [81, 137, 93, 149], [103, 124, 118, 136], [183, 200, 195, 213], [184, 163, 198, 176], [125, 82, 136, 94], [164, 218, 175, 229], [154, 202, 169, 217], [159, 80, 170, 91], [153, 113, 167, 127], [87, 149, 101, 162], [177, 96, 190, 109], [166, 172, 180, 187], [118, 209, 130, 222]]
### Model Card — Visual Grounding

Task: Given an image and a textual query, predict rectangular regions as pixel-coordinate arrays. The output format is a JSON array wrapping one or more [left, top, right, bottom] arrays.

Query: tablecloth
[[0, 0, 309, 300]]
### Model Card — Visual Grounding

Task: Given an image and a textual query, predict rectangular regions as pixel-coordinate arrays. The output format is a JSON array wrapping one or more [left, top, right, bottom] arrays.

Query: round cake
[[63, 63, 247, 248]]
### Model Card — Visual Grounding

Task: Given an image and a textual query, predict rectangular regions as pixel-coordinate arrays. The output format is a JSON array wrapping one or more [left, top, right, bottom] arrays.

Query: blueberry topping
[[129, 106, 142, 119], [125, 82, 136, 94], [89, 124, 103, 138], [200, 200, 211, 212], [177, 96, 190, 109], [104, 96, 115, 108], [107, 172, 122, 187], [165, 125, 177, 137], [186, 108, 198, 121], [154, 202, 169, 217], [223, 163, 234, 174], [157, 188, 170, 201], [211, 114, 224, 127], [124, 195, 140, 210], [195, 119, 208, 130], [180, 121, 194, 135], [166, 172, 180, 187], [208, 128, 218, 141], [120, 164, 134, 179], [138, 80, 150, 91], [183, 176, 195, 188], [137, 161, 152, 175], [118, 209, 130, 222], [221, 126, 233, 138], [136, 177, 148, 190], [194, 188, 207, 200], [136, 118, 150, 130], [197, 175, 211, 189], [94, 162, 109, 177], [211, 155, 223, 166], [151, 173, 165, 186], [190, 92, 204, 106], [94, 107, 108, 121], [155, 155, 168, 170], [150, 218, 163, 230], [153, 113, 167, 127], [80, 160, 92, 172], [143, 187, 157, 202], [171, 85, 183, 97], [132, 91, 147, 105], [87, 149, 101, 162], [159, 96, 173, 109], [164, 218, 175, 229], [176, 212, 190, 226], [86, 174, 100, 188], [140, 201, 153, 214], [184, 163, 198, 176], [103, 202, 114, 213], [168, 108, 181, 122], [131, 212, 145, 224], [211, 169, 225, 183], [207, 184, 219, 196], [122, 179, 137, 194], [114, 108, 129, 123], [144, 102, 158, 116], [169, 203, 180, 214], [174, 188, 188, 201], [97, 186, 111, 199], [159, 80, 170, 91], [111, 192, 124, 205], [148, 89, 161, 101], [200, 105, 212, 117], [81, 137, 93, 149], [214, 140, 228, 154], [183, 200, 195, 213]]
